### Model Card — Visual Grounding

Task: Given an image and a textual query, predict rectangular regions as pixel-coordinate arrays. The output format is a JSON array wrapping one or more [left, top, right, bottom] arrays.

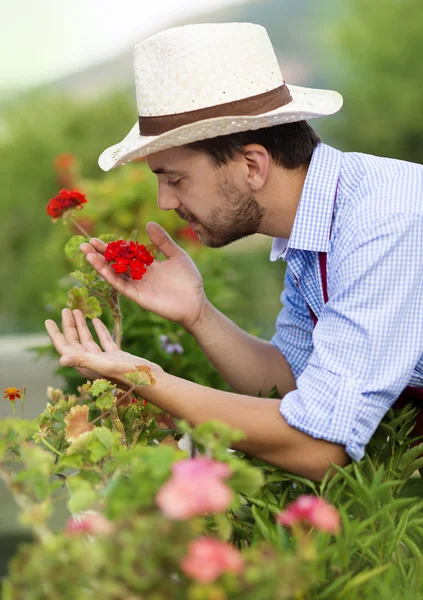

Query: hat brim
[[98, 85, 343, 172]]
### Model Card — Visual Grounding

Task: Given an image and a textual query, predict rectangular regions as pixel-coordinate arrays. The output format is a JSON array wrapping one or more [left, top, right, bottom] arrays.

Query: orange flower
[[4, 387, 21, 402], [54, 153, 77, 171]]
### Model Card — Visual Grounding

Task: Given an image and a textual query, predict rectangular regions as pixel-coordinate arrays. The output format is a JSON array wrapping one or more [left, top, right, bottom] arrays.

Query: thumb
[[60, 354, 93, 369], [145, 222, 185, 259]]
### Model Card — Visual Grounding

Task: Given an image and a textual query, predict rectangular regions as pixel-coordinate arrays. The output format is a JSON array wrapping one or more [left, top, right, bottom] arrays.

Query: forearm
[[186, 299, 296, 397], [136, 372, 349, 481]]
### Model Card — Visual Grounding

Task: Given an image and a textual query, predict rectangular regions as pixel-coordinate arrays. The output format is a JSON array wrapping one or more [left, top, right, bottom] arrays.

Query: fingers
[[45, 318, 74, 356], [80, 238, 106, 256], [45, 310, 109, 358], [146, 222, 185, 259], [61, 308, 82, 346], [79, 245, 131, 297], [92, 318, 119, 352], [72, 310, 102, 353], [60, 353, 98, 370]]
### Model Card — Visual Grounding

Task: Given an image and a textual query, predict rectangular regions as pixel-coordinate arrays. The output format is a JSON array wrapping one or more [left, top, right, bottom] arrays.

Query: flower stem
[[110, 404, 127, 446], [115, 384, 137, 407], [21, 387, 26, 419], [111, 290, 123, 348], [40, 437, 63, 458], [70, 218, 90, 238], [89, 384, 137, 426]]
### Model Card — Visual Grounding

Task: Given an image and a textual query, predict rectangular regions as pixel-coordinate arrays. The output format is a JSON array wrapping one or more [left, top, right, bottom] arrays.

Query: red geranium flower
[[46, 189, 87, 222], [104, 240, 154, 281]]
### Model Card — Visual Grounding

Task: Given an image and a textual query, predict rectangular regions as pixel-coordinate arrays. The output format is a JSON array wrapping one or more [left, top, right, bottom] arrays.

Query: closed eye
[[167, 180, 181, 188]]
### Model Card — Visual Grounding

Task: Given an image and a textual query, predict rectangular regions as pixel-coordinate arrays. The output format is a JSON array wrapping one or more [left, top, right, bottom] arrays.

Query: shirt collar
[[270, 143, 343, 262]]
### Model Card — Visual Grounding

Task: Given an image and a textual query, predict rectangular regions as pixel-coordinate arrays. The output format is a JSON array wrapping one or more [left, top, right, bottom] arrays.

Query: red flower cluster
[[46, 189, 87, 221], [104, 240, 154, 281]]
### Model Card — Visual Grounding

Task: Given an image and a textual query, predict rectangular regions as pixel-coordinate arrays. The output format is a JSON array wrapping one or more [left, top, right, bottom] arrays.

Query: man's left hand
[[45, 308, 163, 389]]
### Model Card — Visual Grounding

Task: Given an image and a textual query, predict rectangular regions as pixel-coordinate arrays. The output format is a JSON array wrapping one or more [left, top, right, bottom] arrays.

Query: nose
[[157, 183, 182, 211]]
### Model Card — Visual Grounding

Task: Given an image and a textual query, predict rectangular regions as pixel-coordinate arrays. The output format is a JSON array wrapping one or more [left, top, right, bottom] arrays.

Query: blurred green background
[[1, 0, 422, 336], [0, 0, 421, 569]]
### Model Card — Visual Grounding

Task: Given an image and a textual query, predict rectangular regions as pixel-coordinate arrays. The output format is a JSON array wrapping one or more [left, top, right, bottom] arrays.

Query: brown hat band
[[138, 84, 292, 137]]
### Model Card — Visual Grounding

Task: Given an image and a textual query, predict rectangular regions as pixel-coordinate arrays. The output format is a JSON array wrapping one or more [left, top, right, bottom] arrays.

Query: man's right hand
[[79, 222, 207, 330]]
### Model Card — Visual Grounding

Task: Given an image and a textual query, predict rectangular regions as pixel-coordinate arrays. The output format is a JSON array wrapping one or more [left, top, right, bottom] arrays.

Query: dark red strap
[[319, 253, 329, 303]]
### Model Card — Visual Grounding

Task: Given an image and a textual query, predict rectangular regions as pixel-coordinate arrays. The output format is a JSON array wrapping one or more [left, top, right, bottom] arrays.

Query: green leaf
[[340, 565, 391, 594], [65, 235, 87, 258], [20, 443, 55, 476], [86, 427, 115, 462], [214, 513, 233, 541], [398, 442, 423, 469], [67, 287, 102, 319], [124, 365, 155, 387], [93, 427, 115, 449], [67, 477, 97, 514], [401, 455, 423, 479], [70, 270, 97, 286], [78, 469, 103, 486], [314, 573, 353, 600], [98, 234, 119, 243], [95, 392, 115, 410], [402, 533, 423, 558], [230, 463, 264, 496], [57, 454, 85, 470], [90, 379, 114, 398], [251, 504, 276, 542]]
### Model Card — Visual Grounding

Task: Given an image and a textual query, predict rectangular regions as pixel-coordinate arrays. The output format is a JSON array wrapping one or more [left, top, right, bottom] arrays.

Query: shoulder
[[335, 152, 423, 237]]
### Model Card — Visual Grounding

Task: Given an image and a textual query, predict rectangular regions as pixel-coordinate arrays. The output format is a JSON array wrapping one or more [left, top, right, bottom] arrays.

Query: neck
[[259, 164, 309, 239]]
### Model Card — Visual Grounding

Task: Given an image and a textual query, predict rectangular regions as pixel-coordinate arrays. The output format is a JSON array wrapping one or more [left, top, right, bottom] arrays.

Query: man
[[45, 22, 423, 481]]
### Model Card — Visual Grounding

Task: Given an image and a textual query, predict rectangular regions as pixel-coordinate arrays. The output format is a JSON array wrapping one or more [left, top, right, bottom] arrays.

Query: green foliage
[[0, 87, 284, 335], [0, 89, 135, 333], [321, 0, 423, 164], [66, 286, 102, 319], [64, 236, 87, 258], [1, 386, 423, 598]]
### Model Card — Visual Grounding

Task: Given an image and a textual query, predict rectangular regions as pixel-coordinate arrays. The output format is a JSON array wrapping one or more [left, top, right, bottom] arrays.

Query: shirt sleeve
[[271, 264, 314, 380], [279, 212, 423, 462]]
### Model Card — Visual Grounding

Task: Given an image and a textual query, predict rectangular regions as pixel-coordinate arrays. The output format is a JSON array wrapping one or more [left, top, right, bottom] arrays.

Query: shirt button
[[346, 378, 357, 390]]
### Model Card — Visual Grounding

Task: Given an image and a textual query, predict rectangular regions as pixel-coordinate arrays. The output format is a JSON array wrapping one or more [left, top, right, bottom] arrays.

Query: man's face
[[145, 146, 266, 248]]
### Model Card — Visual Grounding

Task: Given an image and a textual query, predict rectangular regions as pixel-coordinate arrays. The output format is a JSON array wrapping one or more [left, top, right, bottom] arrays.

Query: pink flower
[[172, 457, 232, 480], [180, 537, 244, 583], [156, 476, 233, 519], [65, 510, 114, 536], [277, 495, 341, 534], [156, 457, 233, 520]]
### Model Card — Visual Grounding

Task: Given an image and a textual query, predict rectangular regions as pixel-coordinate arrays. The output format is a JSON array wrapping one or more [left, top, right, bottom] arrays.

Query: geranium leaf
[[124, 365, 156, 386], [65, 235, 87, 258], [67, 287, 102, 319], [64, 405, 95, 443]]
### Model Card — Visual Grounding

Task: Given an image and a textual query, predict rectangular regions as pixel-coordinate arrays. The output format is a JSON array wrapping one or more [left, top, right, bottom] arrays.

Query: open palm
[[45, 308, 162, 389], [80, 223, 206, 330]]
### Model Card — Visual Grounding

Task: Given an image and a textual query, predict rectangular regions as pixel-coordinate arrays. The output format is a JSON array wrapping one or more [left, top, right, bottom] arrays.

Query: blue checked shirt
[[270, 142, 423, 461]]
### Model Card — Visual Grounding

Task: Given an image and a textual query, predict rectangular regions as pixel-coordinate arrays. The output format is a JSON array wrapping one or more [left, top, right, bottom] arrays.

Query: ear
[[243, 144, 270, 192]]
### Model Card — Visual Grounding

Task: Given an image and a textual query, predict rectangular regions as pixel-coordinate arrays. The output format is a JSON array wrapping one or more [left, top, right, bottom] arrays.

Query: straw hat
[[98, 22, 343, 172]]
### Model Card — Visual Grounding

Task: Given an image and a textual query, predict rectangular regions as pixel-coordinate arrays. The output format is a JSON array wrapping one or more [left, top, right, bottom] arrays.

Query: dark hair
[[186, 120, 321, 171]]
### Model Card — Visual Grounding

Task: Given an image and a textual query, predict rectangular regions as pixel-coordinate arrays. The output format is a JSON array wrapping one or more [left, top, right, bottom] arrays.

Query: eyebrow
[[151, 167, 184, 175]]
